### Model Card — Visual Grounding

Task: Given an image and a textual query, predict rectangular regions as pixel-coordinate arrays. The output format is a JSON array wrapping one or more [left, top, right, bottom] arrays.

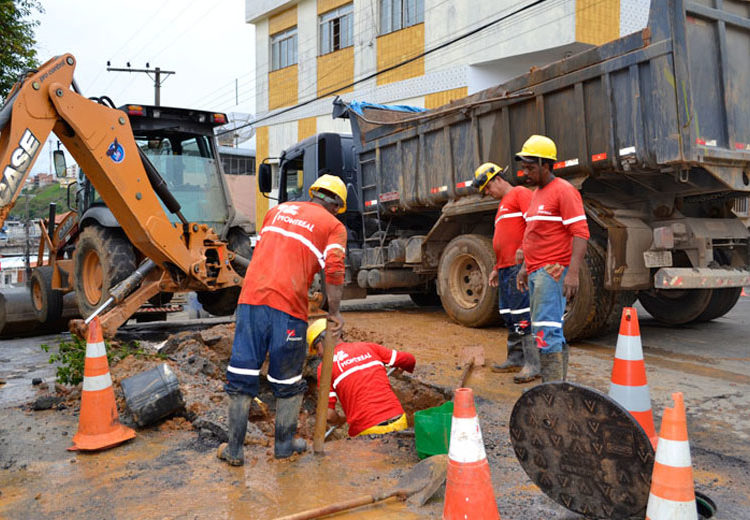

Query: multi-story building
[[246, 0, 651, 223]]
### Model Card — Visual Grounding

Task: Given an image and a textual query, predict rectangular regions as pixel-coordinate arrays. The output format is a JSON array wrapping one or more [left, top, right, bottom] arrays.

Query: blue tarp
[[346, 100, 427, 117]]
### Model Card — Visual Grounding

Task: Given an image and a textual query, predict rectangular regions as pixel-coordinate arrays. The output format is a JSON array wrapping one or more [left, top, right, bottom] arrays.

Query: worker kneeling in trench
[[308, 319, 416, 437]]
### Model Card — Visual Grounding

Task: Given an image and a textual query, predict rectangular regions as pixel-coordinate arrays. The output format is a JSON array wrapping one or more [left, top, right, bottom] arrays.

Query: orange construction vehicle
[[0, 54, 250, 337]]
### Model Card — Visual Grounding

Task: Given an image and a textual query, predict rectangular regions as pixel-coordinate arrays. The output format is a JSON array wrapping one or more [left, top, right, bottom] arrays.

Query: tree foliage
[[0, 0, 43, 100]]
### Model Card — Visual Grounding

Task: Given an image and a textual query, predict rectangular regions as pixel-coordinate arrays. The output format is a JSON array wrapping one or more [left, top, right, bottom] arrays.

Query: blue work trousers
[[497, 264, 530, 336], [528, 266, 568, 353], [225, 304, 308, 398]]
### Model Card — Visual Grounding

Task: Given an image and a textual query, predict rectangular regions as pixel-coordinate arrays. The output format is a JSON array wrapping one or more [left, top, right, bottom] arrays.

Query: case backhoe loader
[[0, 54, 249, 337]]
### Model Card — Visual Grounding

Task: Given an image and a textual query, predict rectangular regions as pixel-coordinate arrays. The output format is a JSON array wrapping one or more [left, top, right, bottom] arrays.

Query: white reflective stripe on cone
[[614, 334, 644, 360], [646, 494, 698, 520], [86, 341, 107, 359], [654, 438, 693, 467], [82, 372, 113, 392], [608, 383, 652, 412], [448, 417, 486, 463]]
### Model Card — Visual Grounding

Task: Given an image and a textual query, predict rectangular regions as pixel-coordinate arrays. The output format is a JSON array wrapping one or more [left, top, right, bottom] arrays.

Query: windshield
[[137, 135, 229, 227]]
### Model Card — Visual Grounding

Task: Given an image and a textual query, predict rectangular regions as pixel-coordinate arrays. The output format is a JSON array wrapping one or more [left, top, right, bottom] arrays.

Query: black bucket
[[121, 363, 184, 427]]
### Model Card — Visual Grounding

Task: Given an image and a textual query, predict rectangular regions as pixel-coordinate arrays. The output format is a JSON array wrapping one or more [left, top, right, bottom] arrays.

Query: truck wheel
[[409, 283, 442, 307], [73, 226, 136, 317], [565, 241, 637, 341], [437, 234, 499, 327], [197, 228, 252, 316], [692, 287, 742, 322], [30, 266, 63, 325], [638, 288, 712, 325]]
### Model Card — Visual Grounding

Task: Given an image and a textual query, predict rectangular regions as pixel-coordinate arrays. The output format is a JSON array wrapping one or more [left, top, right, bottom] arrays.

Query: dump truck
[[258, 0, 750, 340], [0, 54, 251, 337]]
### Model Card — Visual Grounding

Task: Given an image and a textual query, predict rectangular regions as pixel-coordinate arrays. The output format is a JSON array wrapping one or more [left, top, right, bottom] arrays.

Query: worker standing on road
[[472, 163, 539, 383], [515, 135, 589, 382], [307, 319, 416, 437], [218, 174, 348, 465]]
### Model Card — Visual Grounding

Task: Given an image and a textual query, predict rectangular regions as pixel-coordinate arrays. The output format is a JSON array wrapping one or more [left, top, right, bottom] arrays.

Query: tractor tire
[[437, 234, 499, 327], [197, 228, 252, 316], [30, 266, 63, 325], [73, 226, 136, 318], [638, 288, 712, 325], [692, 287, 742, 322]]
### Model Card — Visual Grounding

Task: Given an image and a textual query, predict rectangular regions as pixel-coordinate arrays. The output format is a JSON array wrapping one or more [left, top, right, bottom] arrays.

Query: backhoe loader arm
[[0, 54, 195, 274]]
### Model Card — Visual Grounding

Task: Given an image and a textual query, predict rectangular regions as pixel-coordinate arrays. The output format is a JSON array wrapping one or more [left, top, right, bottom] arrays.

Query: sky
[[30, 0, 256, 174]]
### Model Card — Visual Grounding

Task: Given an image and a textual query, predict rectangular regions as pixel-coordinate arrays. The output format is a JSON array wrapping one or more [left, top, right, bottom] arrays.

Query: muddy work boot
[[491, 332, 524, 373], [274, 393, 307, 459], [513, 335, 541, 384], [217, 393, 252, 466], [562, 344, 569, 381], [539, 351, 565, 383]]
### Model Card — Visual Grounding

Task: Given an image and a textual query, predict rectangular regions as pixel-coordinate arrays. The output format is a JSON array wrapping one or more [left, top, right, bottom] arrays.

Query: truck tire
[[437, 234, 499, 327], [692, 287, 742, 322], [197, 228, 252, 316], [73, 226, 137, 318], [409, 281, 442, 307], [638, 288, 712, 325], [30, 266, 63, 325], [565, 241, 637, 341]]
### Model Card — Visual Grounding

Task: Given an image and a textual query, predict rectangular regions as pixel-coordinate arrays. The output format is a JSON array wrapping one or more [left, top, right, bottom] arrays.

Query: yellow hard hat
[[307, 318, 327, 354], [473, 162, 506, 192], [309, 174, 347, 214], [515, 135, 557, 162]]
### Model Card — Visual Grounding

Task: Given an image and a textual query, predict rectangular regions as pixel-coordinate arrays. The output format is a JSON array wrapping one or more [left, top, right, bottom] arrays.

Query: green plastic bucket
[[414, 401, 453, 460]]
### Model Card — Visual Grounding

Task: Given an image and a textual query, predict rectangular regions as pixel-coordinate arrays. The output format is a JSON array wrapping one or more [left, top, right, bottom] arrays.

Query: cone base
[[443, 459, 500, 520], [68, 424, 136, 451]]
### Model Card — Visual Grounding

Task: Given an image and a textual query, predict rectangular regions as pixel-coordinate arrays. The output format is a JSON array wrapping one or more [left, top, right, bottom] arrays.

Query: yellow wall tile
[[424, 87, 468, 110], [270, 6, 298, 35], [317, 46, 354, 97], [576, 0, 620, 45], [297, 117, 317, 141], [318, 0, 350, 15], [376, 23, 425, 86], [255, 126, 269, 227], [269, 64, 299, 110]]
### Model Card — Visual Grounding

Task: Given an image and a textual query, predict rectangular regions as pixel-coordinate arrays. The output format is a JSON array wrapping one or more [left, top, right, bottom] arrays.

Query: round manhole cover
[[509, 382, 655, 519]]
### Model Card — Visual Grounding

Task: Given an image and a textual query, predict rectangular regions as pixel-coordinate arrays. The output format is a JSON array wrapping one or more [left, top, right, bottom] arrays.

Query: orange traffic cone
[[443, 388, 500, 520], [608, 307, 657, 449], [742, 287, 748, 297], [646, 392, 697, 520], [69, 317, 135, 451]]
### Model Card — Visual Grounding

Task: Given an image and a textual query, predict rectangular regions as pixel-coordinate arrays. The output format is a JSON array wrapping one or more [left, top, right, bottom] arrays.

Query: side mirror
[[53, 150, 67, 178], [258, 163, 272, 193]]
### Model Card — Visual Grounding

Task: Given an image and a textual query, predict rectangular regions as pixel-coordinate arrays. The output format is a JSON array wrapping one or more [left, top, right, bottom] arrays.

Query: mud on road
[[1, 296, 749, 519]]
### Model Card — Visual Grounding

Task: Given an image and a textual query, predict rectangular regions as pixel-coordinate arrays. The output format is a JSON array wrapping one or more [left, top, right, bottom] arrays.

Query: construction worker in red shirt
[[218, 174, 348, 465], [473, 163, 539, 383], [307, 319, 416, 437], [515, 135, 590, 382]]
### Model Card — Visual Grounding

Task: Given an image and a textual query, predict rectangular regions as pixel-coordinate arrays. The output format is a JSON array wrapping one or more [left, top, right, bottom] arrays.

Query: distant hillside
[[8, 184, 70, 221]]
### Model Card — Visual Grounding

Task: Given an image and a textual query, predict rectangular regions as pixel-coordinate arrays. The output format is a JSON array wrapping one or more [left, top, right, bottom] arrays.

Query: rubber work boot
[[491, 332, 524, 373], [274, 393, 308, 459], [562, 344, 569, 381], [217, 393, 252, 466], [514, 335, 541, 383], [540, 352, 565, 383]]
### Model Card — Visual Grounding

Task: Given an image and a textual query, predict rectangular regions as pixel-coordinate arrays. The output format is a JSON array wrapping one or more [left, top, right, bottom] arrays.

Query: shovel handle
[[273, 491, 399, 520]]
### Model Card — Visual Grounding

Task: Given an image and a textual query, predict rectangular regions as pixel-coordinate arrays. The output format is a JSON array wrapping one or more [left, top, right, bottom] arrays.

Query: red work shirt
[[238, 201, 347, 321], [522, 177, 589, 273], [493, 186, 533, 269], [317, 342, 416, 437]]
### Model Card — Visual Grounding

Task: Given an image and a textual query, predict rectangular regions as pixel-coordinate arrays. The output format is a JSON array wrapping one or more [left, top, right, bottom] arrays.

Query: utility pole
[[106, 62, 175, 106]]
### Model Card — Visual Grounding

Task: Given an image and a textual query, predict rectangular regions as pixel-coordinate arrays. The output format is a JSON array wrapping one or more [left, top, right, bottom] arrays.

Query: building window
[[319, 4, 354, 55], [379, 0, 423, 35], [271, 27, 298, 71]]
